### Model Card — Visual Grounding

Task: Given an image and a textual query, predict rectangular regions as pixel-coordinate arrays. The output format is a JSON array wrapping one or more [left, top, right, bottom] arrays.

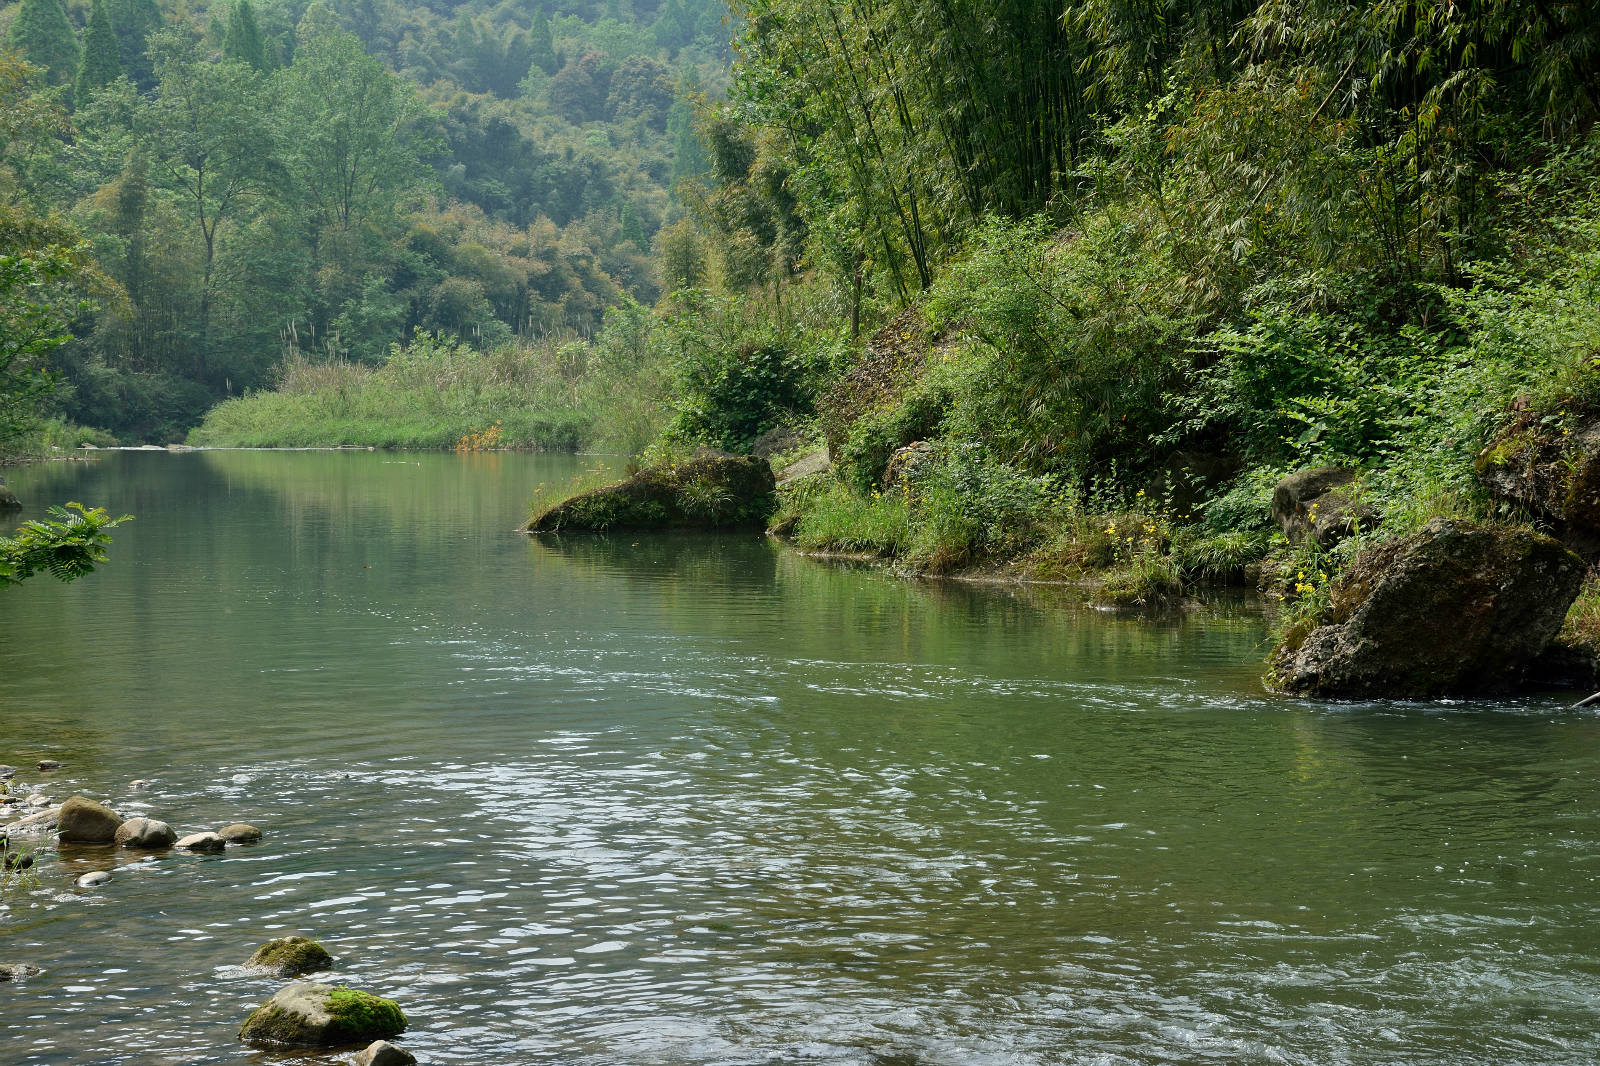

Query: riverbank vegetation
[[5, 0, 1600, 619]]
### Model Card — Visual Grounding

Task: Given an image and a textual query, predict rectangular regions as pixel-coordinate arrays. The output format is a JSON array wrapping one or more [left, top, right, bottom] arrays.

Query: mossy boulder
[[525, 454, 776, 533], [57, 796, 123, 844], [1272, 518, 1585, 698], [1477, 411, 1600, 558], [1272, 467, 1371, 547], [0, 483, 19, 511], [246, 936, 333, 978], [239, 982, 405, 1049]]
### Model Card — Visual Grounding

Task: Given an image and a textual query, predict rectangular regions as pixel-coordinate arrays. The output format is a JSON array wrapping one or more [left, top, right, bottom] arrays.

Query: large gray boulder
[[114, 817, 177, 849], [239, 982, 406, 1049], [1272, 518, 1586, 698], [57, 797, 123, 844]]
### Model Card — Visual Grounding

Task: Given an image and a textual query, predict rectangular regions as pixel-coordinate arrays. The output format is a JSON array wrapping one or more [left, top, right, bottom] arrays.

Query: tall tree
[[529, 10, 557, 76], [108, 0, 161, 90], [277, 28, 434, 237], [224, 0, 270, 71], [139, 31, 274, 379], [76, 0, 124, 102], [4, 0, 81, 91]]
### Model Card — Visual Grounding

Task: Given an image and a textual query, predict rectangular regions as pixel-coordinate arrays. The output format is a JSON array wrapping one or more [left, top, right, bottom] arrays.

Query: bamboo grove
[[726, 0, 1600, 311]]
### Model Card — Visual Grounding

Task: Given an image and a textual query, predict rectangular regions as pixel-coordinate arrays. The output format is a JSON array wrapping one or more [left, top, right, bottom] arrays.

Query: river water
[[0, 450, 1596, 1066]]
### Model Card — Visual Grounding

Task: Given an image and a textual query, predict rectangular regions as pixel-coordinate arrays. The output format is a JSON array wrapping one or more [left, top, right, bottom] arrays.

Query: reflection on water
[[1, 451, 1598, 1065]]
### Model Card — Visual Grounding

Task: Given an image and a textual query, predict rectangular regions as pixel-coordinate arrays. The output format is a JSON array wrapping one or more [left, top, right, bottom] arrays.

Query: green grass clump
[[788, 478, 911, 557]]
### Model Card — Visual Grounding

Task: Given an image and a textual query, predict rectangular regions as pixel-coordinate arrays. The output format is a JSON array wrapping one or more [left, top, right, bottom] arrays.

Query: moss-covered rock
[[1271, 467, 1371, 547], [246, 936, 333, 978], [1271, 518, 1585, 698], [525, 454, 776, 533], [1477, 410, 1600, 557], [239, 982, 405, 1049]]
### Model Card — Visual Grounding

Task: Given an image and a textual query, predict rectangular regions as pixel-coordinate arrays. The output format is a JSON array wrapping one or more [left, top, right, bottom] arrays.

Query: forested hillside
[[7, 0, 1600, 632], [1, 0, 728, 441]]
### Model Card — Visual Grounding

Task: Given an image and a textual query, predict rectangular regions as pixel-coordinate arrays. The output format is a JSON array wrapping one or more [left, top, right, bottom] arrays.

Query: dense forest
[[5, 0, 1600, 629], [2, 0, 728, 442]]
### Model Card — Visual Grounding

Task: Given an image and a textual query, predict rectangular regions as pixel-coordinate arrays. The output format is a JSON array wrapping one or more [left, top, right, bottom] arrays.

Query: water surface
[[1, 451, 1596, 1065]]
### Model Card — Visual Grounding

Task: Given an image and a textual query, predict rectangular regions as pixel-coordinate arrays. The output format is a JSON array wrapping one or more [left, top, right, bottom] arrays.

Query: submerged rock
[[174, 832, 226, 852], [1271, 467, 1371, 547], [0, 765, 16, 779], [76, 871, 112, 889], [1272, 518, 1585, 698], [114, 817, 177, 849], [217, 823, 262, 844], [57, 797, 123, 844], [246, 936, 333, 979], [0, 964, 41, 981], [5, 806, 60, 835], [36, 760, 60, 771], [525, 454, 776, 533], [239, 982, 406, 1049], [0, 483, 20, 511], [354, 1039, 417, 1066]]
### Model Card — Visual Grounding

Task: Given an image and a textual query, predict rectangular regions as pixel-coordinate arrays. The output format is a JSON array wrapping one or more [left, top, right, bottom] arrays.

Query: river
[[1, 450, 1597, 1065]]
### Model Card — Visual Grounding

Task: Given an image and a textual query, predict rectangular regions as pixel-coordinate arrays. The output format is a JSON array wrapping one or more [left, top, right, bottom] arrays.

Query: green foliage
[[922, 213, 1193, 479], [189, 331, 594, 449], [659, 292, 827, 453], [786, 477, 911, 557], [0, 502, 131, 588], [223, 0, 270, 71], [5, 0, 80, 90], [76, 0, 124, 102]]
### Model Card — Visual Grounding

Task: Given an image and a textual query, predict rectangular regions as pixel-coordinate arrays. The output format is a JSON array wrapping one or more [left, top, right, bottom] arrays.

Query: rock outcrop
[[246, 937, 333, 979], [1272, 467, 1371, 547], [525, 454, 776, 533], [1273, 518, 1585, 698], [57, 797, 123, 844], [114, 818, 177, 849], [239, 982, 406, 1049], [1477, 410, 1600, 557]]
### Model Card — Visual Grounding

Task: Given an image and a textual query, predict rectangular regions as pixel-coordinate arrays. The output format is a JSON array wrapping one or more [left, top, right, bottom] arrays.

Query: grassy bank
[[189, 326, 670, 453]]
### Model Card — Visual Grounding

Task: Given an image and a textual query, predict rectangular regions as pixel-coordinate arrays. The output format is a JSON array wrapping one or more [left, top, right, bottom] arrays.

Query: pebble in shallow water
[[115, 817, 177, 849], [36, 760, 60, 771], [354, 1039, 417, 1066], [174, 832, 225, 852], [76, 870, 112, 889]]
